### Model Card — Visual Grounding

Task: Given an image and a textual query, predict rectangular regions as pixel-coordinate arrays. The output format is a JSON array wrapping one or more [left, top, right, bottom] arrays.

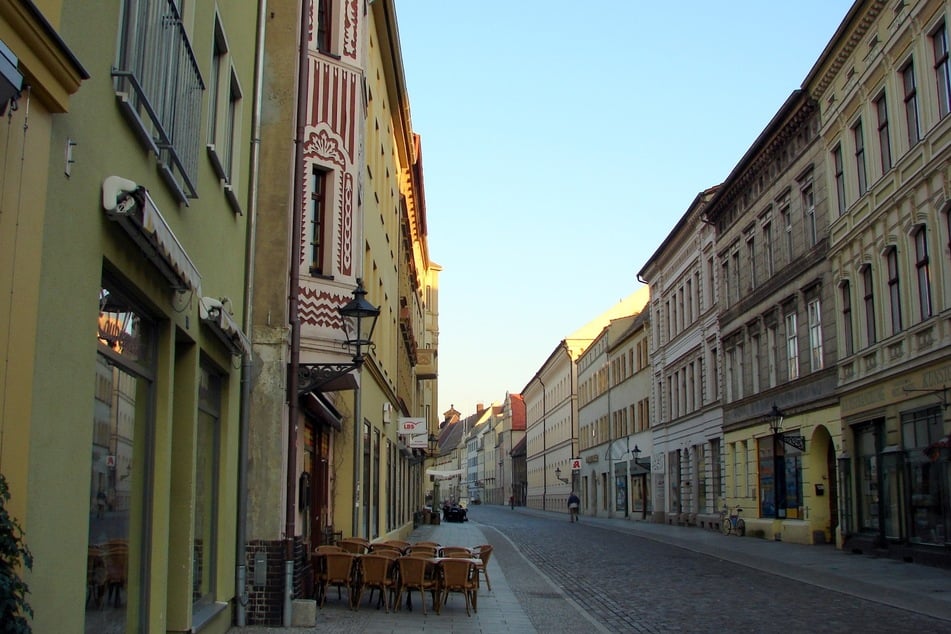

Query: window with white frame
[[915, 226, 932, 321], [853, 119, 867, 196], [875, 92, 892, 173], [886, 246, 902, 335], [862, 265, 877, 346], [933, 21, 951, 118], [751, 333, 761, 393], [832, 144, 846, 216], [807, 298, 823, 372], [902, 60, 921, 147], [785, 312, 799, 381], [802, 178, 817, 244]]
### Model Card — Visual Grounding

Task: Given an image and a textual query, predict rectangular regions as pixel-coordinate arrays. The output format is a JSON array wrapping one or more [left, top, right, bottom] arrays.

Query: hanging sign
[[398, 417, 425, 436]]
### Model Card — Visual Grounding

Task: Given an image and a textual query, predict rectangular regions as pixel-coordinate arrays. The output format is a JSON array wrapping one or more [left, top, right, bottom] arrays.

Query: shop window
[[87, 283, 155, 633], [193, 364, 221, 609], [855, 422, 883, 532], [902, 407, 945, 544]]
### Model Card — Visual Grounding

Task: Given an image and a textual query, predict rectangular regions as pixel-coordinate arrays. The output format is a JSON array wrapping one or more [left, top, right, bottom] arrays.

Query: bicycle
[[720, 505, 745, 536]]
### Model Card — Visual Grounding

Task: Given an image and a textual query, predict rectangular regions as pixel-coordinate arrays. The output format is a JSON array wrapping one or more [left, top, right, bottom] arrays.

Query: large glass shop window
[[855, 422, 882, 532], [903, 407, 946, 544], [87, 285, 154, 633]]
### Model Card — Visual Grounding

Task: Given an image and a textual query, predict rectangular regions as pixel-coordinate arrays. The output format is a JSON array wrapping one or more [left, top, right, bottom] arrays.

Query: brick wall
[[244, 537, 310, 625]]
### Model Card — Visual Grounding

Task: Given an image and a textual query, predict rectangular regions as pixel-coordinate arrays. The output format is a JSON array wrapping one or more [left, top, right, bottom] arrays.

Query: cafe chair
[[439, 546, 473, 557], [407, 544, 438, 557], [413, 540, 440, 548], [383, 539, 411, 551], [315, 545, 344, 554], [395, 556, 440, 615], [439, 558, 478, 616], [337, 538, 369, 554], [101, 539, 129, 607], [369, 543, 403, 555], [356, 554, 398, 612], [319, 552, 357, 609], [473, 544, 493, 591]]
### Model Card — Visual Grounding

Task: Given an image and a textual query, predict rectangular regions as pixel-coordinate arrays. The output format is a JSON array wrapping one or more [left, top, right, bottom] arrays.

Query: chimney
[[476, 403, 484, 414]]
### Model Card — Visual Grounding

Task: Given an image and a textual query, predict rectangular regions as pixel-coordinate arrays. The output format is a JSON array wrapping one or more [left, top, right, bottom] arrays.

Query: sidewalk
[[517, 506, 951, 623], [229, 517, 536, 633]]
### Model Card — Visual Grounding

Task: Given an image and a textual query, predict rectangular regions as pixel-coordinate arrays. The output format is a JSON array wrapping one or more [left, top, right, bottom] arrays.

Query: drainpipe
[[234, 0, 267, 626], [538, 374, 546, 511], [284, 0, 312, 626]]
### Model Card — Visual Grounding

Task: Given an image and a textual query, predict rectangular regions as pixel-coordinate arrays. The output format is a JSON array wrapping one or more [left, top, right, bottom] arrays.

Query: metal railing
[[113, 0, 204, 200]]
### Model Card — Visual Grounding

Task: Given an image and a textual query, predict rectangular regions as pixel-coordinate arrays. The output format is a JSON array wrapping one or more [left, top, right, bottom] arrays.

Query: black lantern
[[554, 466, 569, 484], [428, 432, 439, 454]]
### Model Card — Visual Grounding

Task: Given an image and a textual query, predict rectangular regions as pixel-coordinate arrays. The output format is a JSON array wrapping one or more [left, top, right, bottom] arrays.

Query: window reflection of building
[[194, 365, 221, 606]]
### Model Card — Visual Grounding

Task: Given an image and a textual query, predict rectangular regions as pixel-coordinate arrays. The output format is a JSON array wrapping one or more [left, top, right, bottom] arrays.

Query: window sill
[[192, 600, 228, 632]]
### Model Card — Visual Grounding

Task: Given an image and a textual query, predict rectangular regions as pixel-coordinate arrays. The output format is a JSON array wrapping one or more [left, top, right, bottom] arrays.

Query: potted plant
[[0, 473, 32, 633]]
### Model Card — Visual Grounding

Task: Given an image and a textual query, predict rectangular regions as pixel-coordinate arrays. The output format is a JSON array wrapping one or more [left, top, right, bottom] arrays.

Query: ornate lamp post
[[296, 279, 379, 537], [767, 404, 786, 520], [428, 432, 440, 512]]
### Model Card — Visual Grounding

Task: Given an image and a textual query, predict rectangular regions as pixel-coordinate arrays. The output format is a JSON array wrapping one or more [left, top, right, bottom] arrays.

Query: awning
[[301, 392, 343, 431], [199, 296, 251, 357], [425, 468, 465, 480], [102, 176, 202, 294]]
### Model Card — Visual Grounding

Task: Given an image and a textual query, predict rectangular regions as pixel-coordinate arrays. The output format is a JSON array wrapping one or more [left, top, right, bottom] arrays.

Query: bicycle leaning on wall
[[720, 504, 745, 536]]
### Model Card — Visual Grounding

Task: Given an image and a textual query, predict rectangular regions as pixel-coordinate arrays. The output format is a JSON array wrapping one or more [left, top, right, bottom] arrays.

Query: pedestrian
[[567, 491, 580, 522], [96, 488, 107, 518], [509, 495, 515, 510]]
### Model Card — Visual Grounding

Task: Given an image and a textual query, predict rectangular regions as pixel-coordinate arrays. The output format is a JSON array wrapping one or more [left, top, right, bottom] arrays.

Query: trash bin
[[413, 511, 420, 529], [431, 513, 441, 525]]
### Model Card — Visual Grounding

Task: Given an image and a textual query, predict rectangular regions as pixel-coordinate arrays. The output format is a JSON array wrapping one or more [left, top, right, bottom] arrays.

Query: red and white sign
[[398, 417, 424, 436], [570, 458, 582, 471]]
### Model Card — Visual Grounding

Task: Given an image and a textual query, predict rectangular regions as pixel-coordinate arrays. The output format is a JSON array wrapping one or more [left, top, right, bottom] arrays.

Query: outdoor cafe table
[[401, 557, 483, 613]]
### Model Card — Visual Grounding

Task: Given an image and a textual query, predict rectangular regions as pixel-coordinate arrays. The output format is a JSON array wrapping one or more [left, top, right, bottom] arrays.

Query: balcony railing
[[113, 0, 204, 202]]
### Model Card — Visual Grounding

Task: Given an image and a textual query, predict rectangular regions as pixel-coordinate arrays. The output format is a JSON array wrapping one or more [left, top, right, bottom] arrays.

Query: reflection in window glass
[[87, 285, 152, 633], [194, 365, 221, 606]]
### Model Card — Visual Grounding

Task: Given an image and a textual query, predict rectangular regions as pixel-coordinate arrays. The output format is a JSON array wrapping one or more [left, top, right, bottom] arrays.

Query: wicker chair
[[439, 546, 473, 557], [407, 544, 438, 557], [319, 552, 357, 609], [395, 556, 440, 615], [473, 544, 493, 591], [356, 554, 398, 612], [337, 538, 370, 554], [439, 558, 478, 616]]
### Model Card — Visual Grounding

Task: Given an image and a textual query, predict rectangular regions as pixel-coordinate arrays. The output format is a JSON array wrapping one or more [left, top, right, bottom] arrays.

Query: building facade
[[816, 0, 951, 563], [705, 89, 841, 545], [638, 189, 723, 526], [2, 1, 257, 632]]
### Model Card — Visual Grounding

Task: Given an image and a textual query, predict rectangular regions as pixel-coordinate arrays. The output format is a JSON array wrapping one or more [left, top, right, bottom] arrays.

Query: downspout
[[234, 0, 267, 626], [285, 0, 312, 626], [538, 374, 546, 511]]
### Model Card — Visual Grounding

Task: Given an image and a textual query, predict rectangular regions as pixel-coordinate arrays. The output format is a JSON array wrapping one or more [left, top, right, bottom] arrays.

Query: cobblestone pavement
[[478, 505, 951, 633], [230, 504, 951, 633]]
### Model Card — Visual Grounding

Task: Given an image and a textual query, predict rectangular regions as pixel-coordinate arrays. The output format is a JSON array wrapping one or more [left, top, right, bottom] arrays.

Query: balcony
[[416, 347, 437, 380], [399, 305, 418, 363]]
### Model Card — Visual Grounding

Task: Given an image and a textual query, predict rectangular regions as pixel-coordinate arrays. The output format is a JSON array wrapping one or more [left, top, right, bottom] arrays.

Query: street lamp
[[296, 279, 379, 537], [428, 432, 440, 512], [767, 404, 786, 520], [554, 466, 570, 484]]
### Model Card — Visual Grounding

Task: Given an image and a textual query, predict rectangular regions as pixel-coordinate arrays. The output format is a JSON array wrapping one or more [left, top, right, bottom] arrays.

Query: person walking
[[567, 491, 580, 522], [509, 495, 515, 510]]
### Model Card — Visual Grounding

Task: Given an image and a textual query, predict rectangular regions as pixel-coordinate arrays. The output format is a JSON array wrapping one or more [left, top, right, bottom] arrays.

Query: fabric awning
[[425, 468, 465, 480], [301, 392, 343, 431], [200, 297, 251, 356], [102, 176, 202, 293]]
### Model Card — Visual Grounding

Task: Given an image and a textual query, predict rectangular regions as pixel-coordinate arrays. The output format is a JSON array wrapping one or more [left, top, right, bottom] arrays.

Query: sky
[[393, 1, 856, 419]]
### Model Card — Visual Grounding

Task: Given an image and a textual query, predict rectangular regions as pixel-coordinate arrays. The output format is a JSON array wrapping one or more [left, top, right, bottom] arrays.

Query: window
[[853, 120, 868, 196], [781, 198, 793, 263], [886, 247, 902, 335], [732, 251, 740, 303], [862, 265, 877, 346], [807, 298, 823, 371], [855, 422, 882, 532], [933, 21, 951, 118], [802, 179, 817, 245], [751, 333, 760, 393], [766, 324, 777, 388], [875, 93, 892, 173], [747, 236, 756, 288], [902, 407, 944, 544], [194, 364, 222, 608], [309, 168, 329, 275], [316, 0, 333, 52], [915, 226, 932, 320], [832, 144, 846, 216], [763, 220, 774, 277], [841, 281, 854, 357], [113, 0, 203, 200], [902, 61, 921, 147], [722, 261, 730, 306], [785, 312, 799, 380]]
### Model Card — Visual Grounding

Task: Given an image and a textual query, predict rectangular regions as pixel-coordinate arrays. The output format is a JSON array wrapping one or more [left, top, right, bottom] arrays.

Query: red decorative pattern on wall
[[308, 59, 358, 162], [339, 173, 353, 275], [343, 0, 359, 59], [299, 286, 348, 328]]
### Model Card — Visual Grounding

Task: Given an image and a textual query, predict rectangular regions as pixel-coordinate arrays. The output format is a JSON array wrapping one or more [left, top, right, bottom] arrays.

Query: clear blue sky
[[394, 1, 855, 419]]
